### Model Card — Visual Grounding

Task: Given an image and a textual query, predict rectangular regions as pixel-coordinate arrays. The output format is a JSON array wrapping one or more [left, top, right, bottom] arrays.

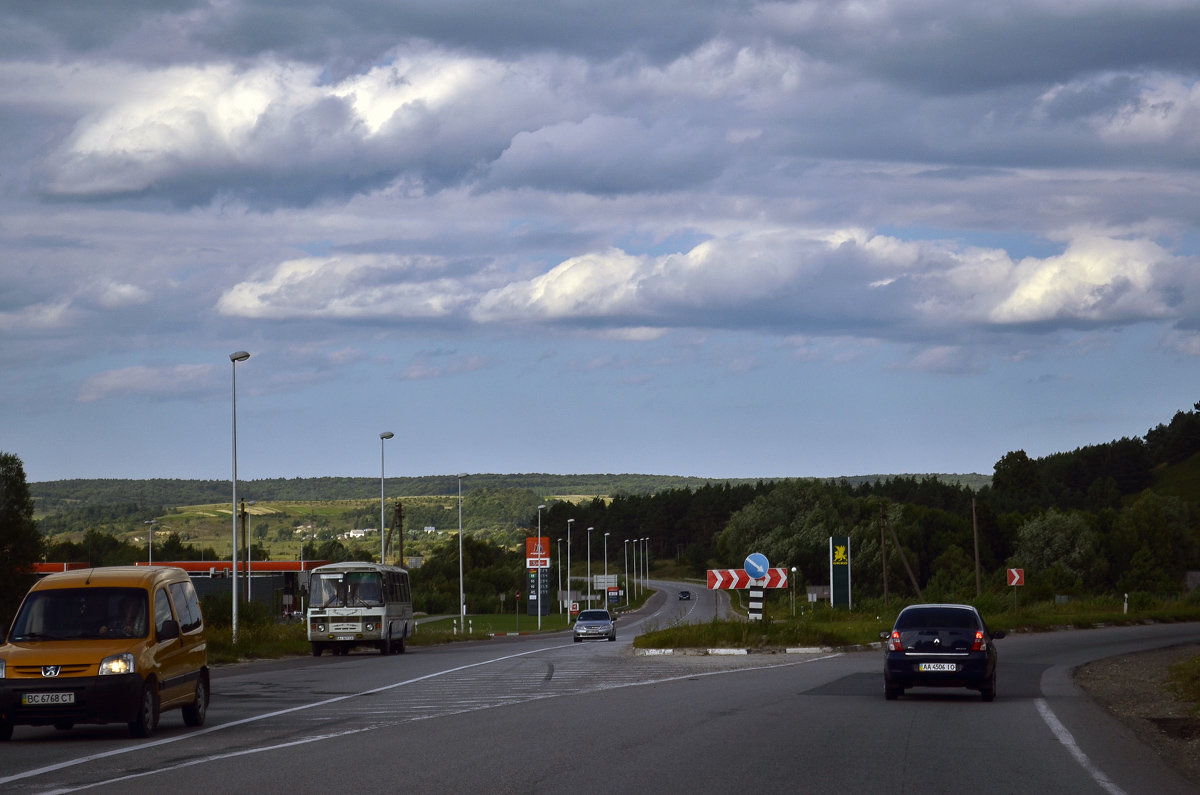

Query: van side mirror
[[158, 619, 180, 641]]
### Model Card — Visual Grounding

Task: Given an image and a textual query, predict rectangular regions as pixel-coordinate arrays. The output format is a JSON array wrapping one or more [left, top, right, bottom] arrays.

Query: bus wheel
[[311, 643, 323, 657], [396, 633, 406, 654], [379, 633, 391, 656]]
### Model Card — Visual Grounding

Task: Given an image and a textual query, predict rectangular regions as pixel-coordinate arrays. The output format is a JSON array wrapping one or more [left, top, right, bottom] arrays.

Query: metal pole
[[229, 351, 249, 645], [631, 538, 638, 599], [623, 539, 629, 607], [604, 532, 610, 606], [380, 432, 393, 564], [567, 519, 575, 609], [556, 538, 563, 614], [537, 504, 546, 631], [586, 527, 593, 607], [458, 473, 468, 624]]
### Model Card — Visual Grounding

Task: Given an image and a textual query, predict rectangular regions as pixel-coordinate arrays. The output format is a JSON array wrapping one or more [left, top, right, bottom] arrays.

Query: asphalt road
[[2, 583, 1198, 794]]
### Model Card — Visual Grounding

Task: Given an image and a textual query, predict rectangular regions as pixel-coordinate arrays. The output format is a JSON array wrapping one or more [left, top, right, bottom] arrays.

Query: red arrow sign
[[707, 567, 789, 590], [1007, 568, 1024, 586]]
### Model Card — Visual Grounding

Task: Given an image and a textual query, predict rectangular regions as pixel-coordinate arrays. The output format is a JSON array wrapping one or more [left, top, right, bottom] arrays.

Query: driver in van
[[102, 595, 146, 637]]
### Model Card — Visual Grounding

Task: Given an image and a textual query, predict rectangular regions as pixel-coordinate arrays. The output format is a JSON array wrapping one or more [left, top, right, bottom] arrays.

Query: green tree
[[1, 453, 42, 628], [1011, 509, 1106, 593]]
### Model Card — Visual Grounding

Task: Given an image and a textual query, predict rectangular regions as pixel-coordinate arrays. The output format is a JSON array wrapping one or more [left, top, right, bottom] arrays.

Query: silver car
[[573, 609, 616, 642]]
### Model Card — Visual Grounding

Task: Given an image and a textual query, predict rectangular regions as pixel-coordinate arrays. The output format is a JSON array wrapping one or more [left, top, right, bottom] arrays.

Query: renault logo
[[42, 666, 61, 677]]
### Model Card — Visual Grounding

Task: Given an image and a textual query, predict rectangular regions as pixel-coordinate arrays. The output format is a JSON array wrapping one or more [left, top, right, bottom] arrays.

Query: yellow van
[[0, 566, 209, 740]]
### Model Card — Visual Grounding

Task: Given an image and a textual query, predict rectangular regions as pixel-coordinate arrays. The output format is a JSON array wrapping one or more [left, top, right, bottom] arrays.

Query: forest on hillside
[[10, 402, 1200, 616]]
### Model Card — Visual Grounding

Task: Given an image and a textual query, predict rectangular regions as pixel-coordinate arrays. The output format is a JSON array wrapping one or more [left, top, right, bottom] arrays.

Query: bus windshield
[[311, 571, 383, 607]]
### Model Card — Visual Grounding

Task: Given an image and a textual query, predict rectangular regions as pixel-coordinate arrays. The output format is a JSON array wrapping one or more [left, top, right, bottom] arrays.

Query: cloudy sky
[[4, 1, 1200, 484]]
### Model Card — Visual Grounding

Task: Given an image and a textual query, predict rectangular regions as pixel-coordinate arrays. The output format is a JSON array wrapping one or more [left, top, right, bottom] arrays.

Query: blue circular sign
[[745, 552, 770, 580]]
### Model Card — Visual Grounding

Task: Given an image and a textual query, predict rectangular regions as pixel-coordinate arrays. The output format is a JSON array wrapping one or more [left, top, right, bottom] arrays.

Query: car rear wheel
[[128, 679, 159, 738], [980, 673, 996, 702], [182, 672, 209, 727], [0, 720, 12, 741], [54, 722, 74, 731], [884, 684, 902, 700]]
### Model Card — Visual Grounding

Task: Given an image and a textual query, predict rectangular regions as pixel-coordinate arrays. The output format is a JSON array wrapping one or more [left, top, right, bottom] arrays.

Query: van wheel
[[311, 643, 323, 657], [128, 680, 159, 738], [0, 720, 12, 741], [182, 672, 209, 727]]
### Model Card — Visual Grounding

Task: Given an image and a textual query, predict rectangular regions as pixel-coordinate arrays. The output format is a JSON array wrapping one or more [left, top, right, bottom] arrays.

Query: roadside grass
[[633, 596, 1200, 650], [1169, 656, 1200, 708]]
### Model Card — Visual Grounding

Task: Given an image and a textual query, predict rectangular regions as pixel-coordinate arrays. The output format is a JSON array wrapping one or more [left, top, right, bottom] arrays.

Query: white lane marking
[[22, 652, 841, 793], [0, 643, 571, 787], [1035, 698, 1126, 795]]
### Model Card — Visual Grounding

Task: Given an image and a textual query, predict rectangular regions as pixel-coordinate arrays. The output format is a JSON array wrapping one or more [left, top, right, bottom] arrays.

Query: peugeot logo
[[42, 666, 61, 677]]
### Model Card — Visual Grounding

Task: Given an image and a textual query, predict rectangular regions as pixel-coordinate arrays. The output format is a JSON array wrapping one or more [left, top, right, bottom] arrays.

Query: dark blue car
[[882, 603, 1005, 701]]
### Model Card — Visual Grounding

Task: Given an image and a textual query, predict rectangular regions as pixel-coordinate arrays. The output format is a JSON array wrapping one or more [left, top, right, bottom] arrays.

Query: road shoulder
[[1074, 643, 1200, 787]]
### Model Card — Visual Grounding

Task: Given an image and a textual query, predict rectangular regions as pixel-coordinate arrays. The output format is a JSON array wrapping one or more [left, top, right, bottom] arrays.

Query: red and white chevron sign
[[707, 567, 788, 590]]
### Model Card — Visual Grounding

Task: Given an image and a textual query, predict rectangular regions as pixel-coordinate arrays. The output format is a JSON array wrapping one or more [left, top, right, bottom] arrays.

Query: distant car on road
[[573, 609, 616, 642], [882, 603, 1005, 701], [678, 590, 691, 600]]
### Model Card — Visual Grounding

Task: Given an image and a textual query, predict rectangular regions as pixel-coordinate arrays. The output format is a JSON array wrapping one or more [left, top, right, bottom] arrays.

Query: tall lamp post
[[380, 432, 394, 564], [144, 520, 156, 564], [229, 350, 250, 645], [642, 537, 649, 590], [586, 527, 593, 607], [630, 537, 638, 599], [623, 539, 630, 607], [556, 537, 563, 614], [536, 504, 546, 630], [603, 532, 610, 607], [457, 473, 469, 626], [566, 518, 575, 609]]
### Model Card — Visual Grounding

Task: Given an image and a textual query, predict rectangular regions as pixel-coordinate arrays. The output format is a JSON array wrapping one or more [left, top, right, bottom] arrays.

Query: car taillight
[[889, 630, 903, 652], [972, 630, 985, 651]]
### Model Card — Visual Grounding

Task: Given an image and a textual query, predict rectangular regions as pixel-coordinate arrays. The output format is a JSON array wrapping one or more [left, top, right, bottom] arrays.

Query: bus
[[306, 562, 413, 657]]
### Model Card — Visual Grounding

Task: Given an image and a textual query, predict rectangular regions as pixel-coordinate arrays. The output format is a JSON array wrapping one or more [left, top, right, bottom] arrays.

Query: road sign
[[744, 552, 769, 579], [707, 567, 788, 589], [1007, 568, 1024, 586]]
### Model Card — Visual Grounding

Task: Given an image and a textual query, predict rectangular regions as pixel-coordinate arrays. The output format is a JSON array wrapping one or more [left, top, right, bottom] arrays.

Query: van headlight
[[99, 653, 135, 675]]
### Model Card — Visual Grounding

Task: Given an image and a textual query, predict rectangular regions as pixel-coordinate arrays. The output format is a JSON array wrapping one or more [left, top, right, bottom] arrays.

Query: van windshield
[[9, 588, 148, 641], [311, 572, 383, 607]]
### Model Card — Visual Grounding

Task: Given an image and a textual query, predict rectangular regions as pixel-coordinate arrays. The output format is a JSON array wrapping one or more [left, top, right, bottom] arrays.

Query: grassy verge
[[1169, 655, 1200, 708], [633, 597, 1200, 650]]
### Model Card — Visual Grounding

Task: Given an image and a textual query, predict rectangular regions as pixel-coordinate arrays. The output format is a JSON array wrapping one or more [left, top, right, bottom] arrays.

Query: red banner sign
[[707, 567, 788, 590]]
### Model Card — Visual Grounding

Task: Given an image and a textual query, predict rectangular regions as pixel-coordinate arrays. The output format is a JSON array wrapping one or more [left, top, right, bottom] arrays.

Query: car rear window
[[895, 608, 979, 630]]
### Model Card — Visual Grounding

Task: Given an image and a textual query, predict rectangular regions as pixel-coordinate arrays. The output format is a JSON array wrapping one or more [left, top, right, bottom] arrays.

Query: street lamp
[[586, 527, 593, 607], [623, 539, 630, 607], [603, 532, 610, 607], [566, 518, 575, 608], [536, 504, 546, 631], [380, 432, 394, 564], [457, 473, 469, 625], [630, 537, 638, 599], [556, 537, 563, 614], [144, 520, 156, 564], [642, 537, 649, 590], [791, 565, 797, 617], [229, 350, 250, 645]]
